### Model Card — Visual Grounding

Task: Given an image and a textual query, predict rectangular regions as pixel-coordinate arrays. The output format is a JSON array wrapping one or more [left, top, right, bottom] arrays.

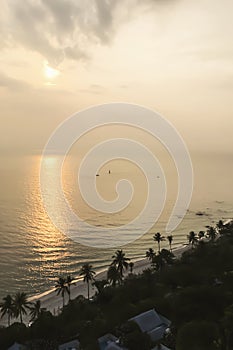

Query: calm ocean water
[[0, 152, 233, 299]]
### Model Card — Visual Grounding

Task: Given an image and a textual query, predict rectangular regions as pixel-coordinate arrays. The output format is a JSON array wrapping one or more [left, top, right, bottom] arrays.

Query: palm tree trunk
[[62, 295, 65, 307], [8, 313, 10, 327], [20, 311, 22, 323], [158, 242, 160, 252], [87, 281, 90, 300]]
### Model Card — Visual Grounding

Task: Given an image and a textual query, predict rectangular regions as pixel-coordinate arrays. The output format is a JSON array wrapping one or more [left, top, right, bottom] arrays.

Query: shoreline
[[29, 243, 189, 303], [0, 243, 190, 326]]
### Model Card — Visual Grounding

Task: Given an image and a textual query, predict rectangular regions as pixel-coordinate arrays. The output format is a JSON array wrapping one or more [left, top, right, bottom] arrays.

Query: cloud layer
[[0, 0, 123, 65]]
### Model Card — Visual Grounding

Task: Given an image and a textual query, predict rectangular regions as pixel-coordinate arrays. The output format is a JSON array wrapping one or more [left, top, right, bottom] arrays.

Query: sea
[[0, 152, 233, 300]]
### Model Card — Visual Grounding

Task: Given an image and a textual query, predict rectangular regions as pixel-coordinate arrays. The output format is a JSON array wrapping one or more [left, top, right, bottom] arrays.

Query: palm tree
[[93, 279, 108, 294], [29, 300, 46, 322], [55, 277, 69, 307], [153, 232, 165, 253], [167, 235, 173, 252], [152, 249, 174, 271], [13, 292, 31, 323], [198, 231, 205, 239], [79, 264, 96, 300], [146, 248, 155, 261], [207, 226, 217, 241], [0, 295, 14, 326], [129, 262, 134, 274], [66, 275, 75, 302], [216, 219, 224, 233], [111, 250, 130, 278], [187, 231, 197, 249], [107, 265, 122, 286]]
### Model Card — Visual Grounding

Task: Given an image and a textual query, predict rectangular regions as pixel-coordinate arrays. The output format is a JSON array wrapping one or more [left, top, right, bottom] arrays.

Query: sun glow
[[43, 61, 60, 80]]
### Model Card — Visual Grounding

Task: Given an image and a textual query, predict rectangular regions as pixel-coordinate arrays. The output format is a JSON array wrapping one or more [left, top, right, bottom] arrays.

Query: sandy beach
[[0, 244, 190, 326]]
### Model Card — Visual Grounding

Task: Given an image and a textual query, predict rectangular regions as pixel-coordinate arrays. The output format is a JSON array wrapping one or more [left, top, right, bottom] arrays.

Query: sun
[[43, 61, 60, 80]]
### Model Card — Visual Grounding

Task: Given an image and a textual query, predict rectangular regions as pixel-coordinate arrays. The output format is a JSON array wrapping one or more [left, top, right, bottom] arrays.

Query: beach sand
[[0, 244, 190, 326]]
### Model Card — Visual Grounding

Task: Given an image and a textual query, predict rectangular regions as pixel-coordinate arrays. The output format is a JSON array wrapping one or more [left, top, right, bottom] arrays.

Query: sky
[[0, 0, 233, 155]]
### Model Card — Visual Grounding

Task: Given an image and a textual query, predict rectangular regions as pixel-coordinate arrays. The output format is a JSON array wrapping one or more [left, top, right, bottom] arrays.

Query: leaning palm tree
[[107, 265, 122, 286], [79, 264, 96, 300], [111, 250, 130, 278], [66, 275, 75, 302], [187, 231, 197, 249], [146, 248, 155, 261], [29, 300, 46, 322], [55, 277, 69, 307], [0, 294, 14, 326], [13, 292, 31, 323], [167, 235, 173, 252], [153, 232, 165, 253]]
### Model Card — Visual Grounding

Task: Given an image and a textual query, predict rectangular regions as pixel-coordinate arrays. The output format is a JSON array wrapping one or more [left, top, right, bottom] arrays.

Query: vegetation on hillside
[[0, 221, 232, 349]]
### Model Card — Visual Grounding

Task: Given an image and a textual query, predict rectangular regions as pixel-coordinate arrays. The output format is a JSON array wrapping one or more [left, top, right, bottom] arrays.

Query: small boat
[[96, 174, 100, 177]]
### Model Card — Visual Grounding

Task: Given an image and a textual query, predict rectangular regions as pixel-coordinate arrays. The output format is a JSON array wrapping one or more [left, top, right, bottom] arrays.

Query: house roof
[[58, 339, 80, 350], [98, 334, 118, 350], [7, 343, 27, 350], [152, 345, 171, 350], [98, 333, 125, 350], [130, 309, 170, 333]]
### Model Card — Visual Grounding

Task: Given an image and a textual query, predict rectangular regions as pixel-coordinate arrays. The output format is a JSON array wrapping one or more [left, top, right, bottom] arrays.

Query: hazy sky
[[0, 0, 233, 154]]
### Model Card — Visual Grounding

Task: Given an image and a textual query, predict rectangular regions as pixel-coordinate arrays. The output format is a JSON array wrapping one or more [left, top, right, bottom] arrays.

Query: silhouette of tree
[[146, 248, 155, 261], [79, 264, 96, 300], [187, 231, 197, 248], [55, 277, 69, 307], [13, 292, 31, 323], [167, 235, 173, 251], [198, 231, 205, 239], [207, 226, 217, 241], [0, 294, 14, 326], [111, 250, 130, 278], [66, 275, 75, 302], [107, 265, 122, 286], [129, 262, 134, 274], [153, 232, 165, 252], [29, 300, 46, 322]]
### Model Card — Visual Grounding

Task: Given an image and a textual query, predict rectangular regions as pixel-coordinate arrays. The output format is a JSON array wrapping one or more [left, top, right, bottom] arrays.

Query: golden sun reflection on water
[[1, 152, 233, 299]]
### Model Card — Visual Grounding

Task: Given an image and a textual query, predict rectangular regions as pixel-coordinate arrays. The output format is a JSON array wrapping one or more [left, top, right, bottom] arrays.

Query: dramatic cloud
[[1, 0, 119, 65], [1, 0, 175, 66]]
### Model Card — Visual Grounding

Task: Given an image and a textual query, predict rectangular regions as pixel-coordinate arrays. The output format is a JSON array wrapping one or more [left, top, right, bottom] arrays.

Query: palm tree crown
[[66, 275, 75, 302], [13, 292, 31, 323], [207, 226, 217, 241], [79, 264, 96, 300], [187, 231, 197, 248], [107, 265, 122, 286], [153, 232, 165, 252], [55, 277, 69, 307], [0, 294, 14, 326], [29, 300, 46, 322], [111, 250, 130, 278], [146, 248, 155, 261], [167, 235, 173, 251]]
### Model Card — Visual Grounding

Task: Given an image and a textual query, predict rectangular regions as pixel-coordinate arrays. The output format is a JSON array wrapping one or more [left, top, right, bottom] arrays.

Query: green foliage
[[120, 321, 152, 350], [176, 321, 220, 350]]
